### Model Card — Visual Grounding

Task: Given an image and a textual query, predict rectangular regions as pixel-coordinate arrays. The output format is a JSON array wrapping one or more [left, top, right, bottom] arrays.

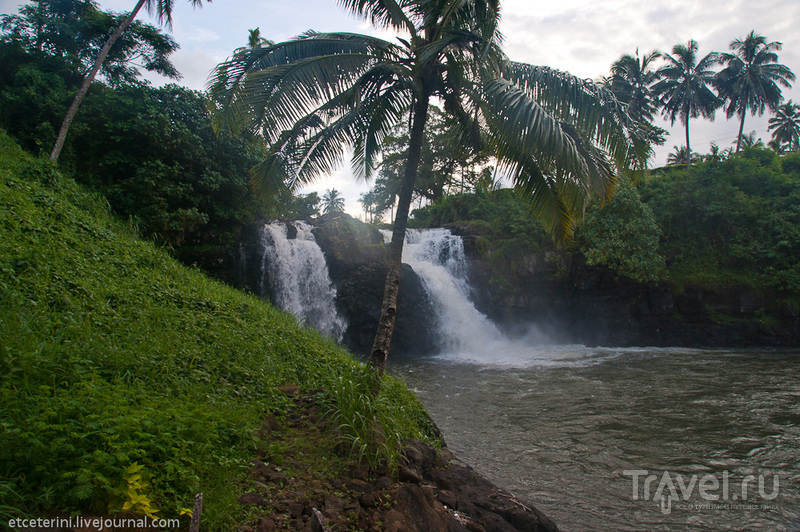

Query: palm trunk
[[369, 96, 430, 377], [685, 118, 691, 167], [50, 0, 147, 163], [735, 112, 746, 153]]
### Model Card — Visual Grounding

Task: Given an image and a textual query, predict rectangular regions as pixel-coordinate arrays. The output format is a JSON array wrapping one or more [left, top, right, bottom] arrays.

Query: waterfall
[[390, 228, 555, 365], [382, 228, 503, 354], [260, 221, 347, 341]]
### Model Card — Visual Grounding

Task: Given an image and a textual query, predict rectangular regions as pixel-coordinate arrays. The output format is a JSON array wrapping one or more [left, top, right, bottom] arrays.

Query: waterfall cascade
[[387, 228, 555, 365], [260, 221, 347, 341], [397, 229, 505, 354]]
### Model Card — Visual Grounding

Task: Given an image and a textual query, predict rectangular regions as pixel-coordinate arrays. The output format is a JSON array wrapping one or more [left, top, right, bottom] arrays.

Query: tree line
[[602, 34, 796, 166]]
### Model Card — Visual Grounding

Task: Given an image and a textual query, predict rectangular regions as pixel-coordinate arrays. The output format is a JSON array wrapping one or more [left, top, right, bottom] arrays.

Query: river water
[[392, 348, 800, 531], [385, 229, 800, 531]]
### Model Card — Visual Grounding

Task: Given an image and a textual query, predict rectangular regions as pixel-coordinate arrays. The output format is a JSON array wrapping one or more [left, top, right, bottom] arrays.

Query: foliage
[[0, 46, 269, 248], [652, 39, 720, 165], [769, 100, 800, 153], [577, 177, 665, 282], [66, 82, 268, 247], [0, 0, 180, 85], [641, 148, 800, 294], [209, 3, 650, 243], [605, 49, 662, 123], [321, 188, 345, 214], [666, 145, 701, 166], [369, 106, 495, 209], [0, 40, 76, 154], [0, 133, 438, 525]]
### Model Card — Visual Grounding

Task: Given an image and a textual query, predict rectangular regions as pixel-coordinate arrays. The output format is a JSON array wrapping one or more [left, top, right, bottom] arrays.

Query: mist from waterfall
[[260, 221, 347, 341]]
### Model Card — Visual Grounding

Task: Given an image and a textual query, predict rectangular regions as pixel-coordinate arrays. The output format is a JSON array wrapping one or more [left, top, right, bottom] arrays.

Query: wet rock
[[392, 483, 450, 531], [375, 476, 393, 490]]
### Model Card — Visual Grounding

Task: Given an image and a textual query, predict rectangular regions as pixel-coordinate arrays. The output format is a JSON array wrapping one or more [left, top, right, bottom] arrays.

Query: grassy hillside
[[0, 132, 435, 528]]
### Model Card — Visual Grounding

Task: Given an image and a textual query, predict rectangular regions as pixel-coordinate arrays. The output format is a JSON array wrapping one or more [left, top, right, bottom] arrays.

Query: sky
[[2, 0, 799, 217]]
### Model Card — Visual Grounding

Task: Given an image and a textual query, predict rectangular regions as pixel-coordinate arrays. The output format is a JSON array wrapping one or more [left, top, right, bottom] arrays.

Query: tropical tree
[[666, 145, 699, 166], [768, 100, 800, 153], [210, 0, 649, 376], [235, 27, 272, 53], [606, 49, 661, 123], [735, 130, 765, 150], [701, 142, 732, 163], [715, 31, 795, 153], [1, 0, 180, 85], [321, 188, 345, 214], [653, 39, 720, 167], [49, 0, 206, 163]]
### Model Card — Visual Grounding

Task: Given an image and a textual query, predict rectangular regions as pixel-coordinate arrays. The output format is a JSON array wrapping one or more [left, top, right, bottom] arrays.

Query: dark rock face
[[464, 244, 800, 348], [311, 213, 438, 357]]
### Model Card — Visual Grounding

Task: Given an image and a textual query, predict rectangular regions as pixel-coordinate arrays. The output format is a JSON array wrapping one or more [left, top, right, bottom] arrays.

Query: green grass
[[0, 132, 437, 528]]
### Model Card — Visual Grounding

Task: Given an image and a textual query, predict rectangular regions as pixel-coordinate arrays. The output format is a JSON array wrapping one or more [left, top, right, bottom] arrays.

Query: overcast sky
[[3, 0, 799, 216]]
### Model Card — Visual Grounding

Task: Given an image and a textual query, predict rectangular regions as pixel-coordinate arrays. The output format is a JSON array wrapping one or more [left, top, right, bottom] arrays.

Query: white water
[[388, 228, 581, 367], [260, 221, 347, 341]]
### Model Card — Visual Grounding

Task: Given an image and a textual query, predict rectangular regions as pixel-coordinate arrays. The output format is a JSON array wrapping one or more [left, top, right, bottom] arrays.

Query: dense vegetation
[[0, 41, 277, 249], [0, 132, 436, 526], [412, 148, 800, 307], [644, 148, 800, 297]]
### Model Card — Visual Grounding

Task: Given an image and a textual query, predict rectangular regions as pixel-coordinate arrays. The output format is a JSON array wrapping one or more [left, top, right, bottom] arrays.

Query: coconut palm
[[652, 40, 720, 167], [235, 27, 272, 53], [49, 0, 206, 163], [321, 188, 346, 214], [735, 131, 765, 150], [210, 0, 650, 376], [715, 31, 795, 153], [768, 100, 800, 153], [666, 145, 699, 166], [606, 49, 661, 123]]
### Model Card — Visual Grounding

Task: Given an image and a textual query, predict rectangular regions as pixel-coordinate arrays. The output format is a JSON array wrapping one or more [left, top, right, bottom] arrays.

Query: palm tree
[[715, 31, 795, 153], [606, 49, 661, 123], [768, 100, 800, 153], [702, 142, 732, 163], [666, 145, 699, 166], [210, 0, 649, 376], [735, 130, 764, 150], [49, 0, 206, 163], [321, 188, 346, 214], [235, 27, 272, 53], [652, 40, 720, 167]]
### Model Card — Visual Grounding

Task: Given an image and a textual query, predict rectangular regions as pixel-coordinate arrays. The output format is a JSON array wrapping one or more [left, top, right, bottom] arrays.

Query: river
[[392, 347, 800, 531]]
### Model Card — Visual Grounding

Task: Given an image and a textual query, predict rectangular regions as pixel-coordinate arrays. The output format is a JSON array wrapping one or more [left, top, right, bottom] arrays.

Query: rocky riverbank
[[237, 391, 559, 532]]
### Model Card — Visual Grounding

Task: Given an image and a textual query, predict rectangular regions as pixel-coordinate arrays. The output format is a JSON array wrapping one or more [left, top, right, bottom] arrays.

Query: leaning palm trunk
[[50, 0, 148, 163], [369, 97, 429, 375]]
